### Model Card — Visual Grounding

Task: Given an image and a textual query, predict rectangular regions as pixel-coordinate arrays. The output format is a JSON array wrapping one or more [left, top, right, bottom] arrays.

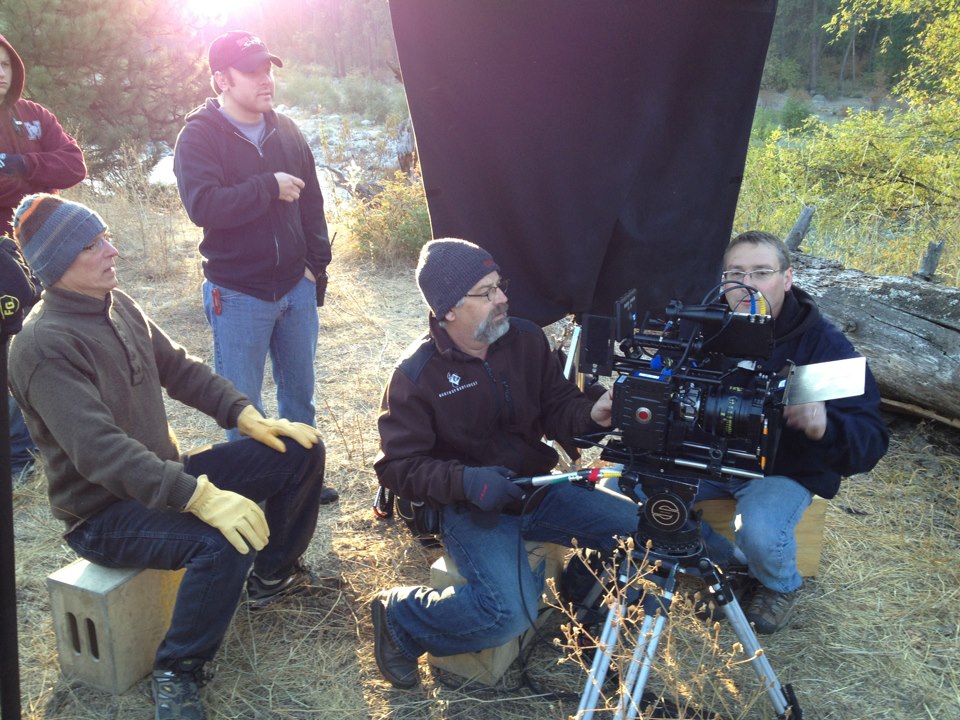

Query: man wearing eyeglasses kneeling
[[370, 238, 639, 688], [701, 230, 888, 634]]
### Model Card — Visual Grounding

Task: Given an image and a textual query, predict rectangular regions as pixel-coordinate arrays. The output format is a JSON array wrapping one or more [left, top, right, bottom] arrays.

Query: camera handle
[[512, 467, 622, 490]]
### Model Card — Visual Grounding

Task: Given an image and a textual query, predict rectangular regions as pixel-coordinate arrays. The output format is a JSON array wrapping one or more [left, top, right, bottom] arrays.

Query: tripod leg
[[614, 612, 663, 720], [577, 598, 627, 719], [721, 594, 800, 718], [614, 566, 676, 720]]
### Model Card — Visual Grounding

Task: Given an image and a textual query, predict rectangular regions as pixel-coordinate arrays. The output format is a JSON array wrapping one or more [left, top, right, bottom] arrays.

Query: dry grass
[[10, 195, 960, 720]]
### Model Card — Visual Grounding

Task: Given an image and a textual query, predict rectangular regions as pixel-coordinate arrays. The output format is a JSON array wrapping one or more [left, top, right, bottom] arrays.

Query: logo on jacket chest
[[438, 372, 478, 398], [24, 121, 42, 141]]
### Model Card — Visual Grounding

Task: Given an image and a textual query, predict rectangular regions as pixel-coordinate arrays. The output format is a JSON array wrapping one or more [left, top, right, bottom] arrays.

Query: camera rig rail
[[579, 289, 789, 493]]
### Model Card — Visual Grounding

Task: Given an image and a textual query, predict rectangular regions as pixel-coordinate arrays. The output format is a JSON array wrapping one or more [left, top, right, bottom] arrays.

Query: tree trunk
[[808, 0, 820, 93], [792, 253, 960, 424]]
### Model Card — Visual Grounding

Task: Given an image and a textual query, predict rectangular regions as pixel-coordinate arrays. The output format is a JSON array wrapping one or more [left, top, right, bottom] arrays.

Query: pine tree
[[0, 0, 209, 175]]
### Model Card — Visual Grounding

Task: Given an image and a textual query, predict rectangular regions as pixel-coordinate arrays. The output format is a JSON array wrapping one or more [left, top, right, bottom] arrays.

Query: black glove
[[315, 269, 328, 307], [462, 466, 525, 513], [0, 237, 40, 335], [0, 153, 26, 177]]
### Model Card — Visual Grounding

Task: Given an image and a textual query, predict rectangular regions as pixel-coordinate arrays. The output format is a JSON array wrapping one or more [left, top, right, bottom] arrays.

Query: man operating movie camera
[[585, 230, 889, 635]]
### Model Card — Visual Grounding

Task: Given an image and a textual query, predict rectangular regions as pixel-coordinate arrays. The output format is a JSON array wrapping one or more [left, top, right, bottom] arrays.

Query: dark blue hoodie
[[758, 286, 888, 498]]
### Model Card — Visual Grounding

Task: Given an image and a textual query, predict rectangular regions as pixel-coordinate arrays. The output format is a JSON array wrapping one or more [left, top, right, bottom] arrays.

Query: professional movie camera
[[578, 287, 790, 557], [568, 289, 806, 719]]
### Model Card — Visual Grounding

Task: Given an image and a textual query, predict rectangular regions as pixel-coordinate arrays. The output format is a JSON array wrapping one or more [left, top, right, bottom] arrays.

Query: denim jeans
[[64, 437, 325, 669], [694, 475, 811, 593], [8, 396, 37, 471], [202, 277, 319, 440], [383, 483, 640, 659]]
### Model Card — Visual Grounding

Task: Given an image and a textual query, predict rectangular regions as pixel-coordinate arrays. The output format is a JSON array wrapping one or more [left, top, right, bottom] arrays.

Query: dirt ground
[[9, 216, 960, 720]]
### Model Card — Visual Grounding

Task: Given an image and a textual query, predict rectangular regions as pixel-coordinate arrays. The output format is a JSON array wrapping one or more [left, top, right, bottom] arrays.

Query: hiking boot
[[371, 592, 419, 688], [247, 562, 316, 609], [743, 584, 801, 634], [151, 662, 208, 720]]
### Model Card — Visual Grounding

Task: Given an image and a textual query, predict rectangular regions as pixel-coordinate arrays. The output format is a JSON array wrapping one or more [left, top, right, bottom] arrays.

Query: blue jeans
[[694, 475, 811, 593], [64, 437, 325, 669], [383, 483, 639, 659], [8, 396, 37, 471], [203, 277, 319, 440]]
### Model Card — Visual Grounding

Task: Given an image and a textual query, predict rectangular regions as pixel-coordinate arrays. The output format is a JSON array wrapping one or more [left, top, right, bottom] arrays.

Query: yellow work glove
[[184, 475, 269, 554], [236, 405, 321, 453]]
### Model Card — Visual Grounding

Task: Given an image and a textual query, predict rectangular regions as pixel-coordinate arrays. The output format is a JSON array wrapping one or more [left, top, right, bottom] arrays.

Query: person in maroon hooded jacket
[[0, 32, 87, 484], [0, 34, 86, 234]]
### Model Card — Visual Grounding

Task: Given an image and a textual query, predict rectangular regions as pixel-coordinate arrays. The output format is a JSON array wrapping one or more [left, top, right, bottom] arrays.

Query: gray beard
[[475, 311, 510, 345]]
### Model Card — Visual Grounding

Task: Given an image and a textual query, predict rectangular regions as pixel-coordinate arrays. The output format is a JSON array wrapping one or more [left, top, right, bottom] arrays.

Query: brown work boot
[[743, 584, 801, 634]]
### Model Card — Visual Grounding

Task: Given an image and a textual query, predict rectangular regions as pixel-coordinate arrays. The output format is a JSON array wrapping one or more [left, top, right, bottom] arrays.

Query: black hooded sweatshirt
[[753, 286, 888, 498], [173, 99, 330, 302]]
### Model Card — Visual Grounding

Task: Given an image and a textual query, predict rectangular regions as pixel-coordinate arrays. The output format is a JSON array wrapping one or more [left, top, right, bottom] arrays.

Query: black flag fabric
[[389, 0, 777, 326]]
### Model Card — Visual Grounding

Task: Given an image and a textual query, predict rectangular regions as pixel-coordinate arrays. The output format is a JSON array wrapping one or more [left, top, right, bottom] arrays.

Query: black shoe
[[319, 485, 340, 505], [151, 661, 208, 720], [371, 592, 419, 688], [247, 562, 316, 609]]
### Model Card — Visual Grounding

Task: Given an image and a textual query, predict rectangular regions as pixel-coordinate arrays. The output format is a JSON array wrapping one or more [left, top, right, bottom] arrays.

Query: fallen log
[[791, 253, 960, 425]]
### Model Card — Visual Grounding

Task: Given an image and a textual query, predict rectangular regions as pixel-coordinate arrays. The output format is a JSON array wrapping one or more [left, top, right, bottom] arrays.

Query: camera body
[[579, 290, 788, 556]]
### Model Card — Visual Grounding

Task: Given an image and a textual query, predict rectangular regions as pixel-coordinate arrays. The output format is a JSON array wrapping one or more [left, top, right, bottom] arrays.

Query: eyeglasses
[[82, 233, 112, 252], [464, 278, 509, 302], [721, 268, 781, 284]]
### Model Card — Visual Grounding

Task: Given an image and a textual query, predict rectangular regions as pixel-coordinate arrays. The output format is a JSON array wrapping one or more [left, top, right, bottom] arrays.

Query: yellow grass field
[[9, 195, 960, 720]]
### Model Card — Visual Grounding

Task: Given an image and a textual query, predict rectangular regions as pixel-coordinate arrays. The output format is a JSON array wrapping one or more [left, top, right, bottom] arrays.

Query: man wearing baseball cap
[[370, 238, 639, 688], [8, 194, 328, 720], [173, 31, 338, 504]]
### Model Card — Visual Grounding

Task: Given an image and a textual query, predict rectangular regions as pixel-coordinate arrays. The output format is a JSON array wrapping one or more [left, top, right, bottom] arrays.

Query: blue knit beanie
[[12, 194, 108, 287], [416, 238, 500, 317]]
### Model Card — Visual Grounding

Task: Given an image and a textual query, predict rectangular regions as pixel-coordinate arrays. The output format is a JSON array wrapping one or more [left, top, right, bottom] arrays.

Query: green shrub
[[780, 95, 814, 132], [736, 102, 960, 285], [751, 106, 780, 140], [762, 56, 803, 93], [281, 64, 343, 112], [341, 72, 407, 123], [344, 169, 431, 263]]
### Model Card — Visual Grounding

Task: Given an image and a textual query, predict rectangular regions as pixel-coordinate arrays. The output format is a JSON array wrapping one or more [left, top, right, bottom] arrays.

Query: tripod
[[574, 493, 802, 720]]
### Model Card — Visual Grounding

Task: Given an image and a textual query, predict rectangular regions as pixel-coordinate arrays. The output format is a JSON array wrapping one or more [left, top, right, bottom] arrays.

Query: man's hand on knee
[[184, 474, 270, 554], [236, 405, 322, 452]]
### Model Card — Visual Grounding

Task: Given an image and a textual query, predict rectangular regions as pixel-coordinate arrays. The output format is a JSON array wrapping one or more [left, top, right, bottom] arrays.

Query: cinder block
[[47, 559, 184, 693], [695, 495, 828, 577], [427, 541, 568, 685]]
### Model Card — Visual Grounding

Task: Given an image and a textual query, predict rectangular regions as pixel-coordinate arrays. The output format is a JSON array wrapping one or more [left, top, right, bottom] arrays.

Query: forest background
[[2, 2, 959, 719], [0, 0, 958, 283]]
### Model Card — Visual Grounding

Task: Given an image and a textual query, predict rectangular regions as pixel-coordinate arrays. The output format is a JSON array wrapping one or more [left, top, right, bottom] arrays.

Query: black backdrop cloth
[[389, 0, 777, 327]]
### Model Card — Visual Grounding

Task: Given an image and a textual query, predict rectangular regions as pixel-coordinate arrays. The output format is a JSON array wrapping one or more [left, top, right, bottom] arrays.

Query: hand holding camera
[[462, 465, 525, 513]]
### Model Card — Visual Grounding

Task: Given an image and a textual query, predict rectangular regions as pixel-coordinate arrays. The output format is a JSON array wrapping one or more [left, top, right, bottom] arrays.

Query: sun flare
[[183, 0, 260, 26]]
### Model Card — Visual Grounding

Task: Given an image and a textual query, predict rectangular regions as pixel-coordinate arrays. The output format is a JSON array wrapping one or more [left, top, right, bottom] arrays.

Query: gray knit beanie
[[416, 238, 500, 317], [13, 194, 108, 287]]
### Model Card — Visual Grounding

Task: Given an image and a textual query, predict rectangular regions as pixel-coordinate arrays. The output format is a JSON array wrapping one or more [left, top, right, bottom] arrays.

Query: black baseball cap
[[208, 31, 283, 74]]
